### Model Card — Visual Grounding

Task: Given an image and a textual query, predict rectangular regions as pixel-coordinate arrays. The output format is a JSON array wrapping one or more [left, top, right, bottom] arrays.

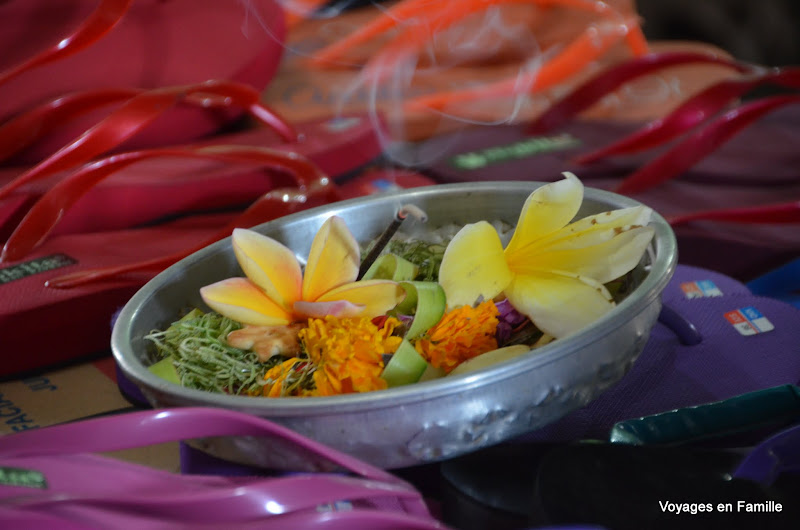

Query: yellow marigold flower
[[300, 316, 403, 396], [414, 300, 500, 373]]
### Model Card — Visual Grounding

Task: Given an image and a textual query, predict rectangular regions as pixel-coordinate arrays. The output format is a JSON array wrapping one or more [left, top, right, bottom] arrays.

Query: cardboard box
[[0, 356, 179, 472]]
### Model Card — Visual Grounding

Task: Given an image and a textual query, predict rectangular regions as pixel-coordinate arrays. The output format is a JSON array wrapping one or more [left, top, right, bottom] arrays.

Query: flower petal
[[200, 278, 292, 326], [232, 228, 302, 310], [293, 300, 365, 318], [536, 206, 653, 251], [303, 216, 360, 302], [315, 280, 406, 319], [504, 271, 614, 338], [512, 226, 656, 284], [504, 172, 583, 257], [438, 221, 513, 308]]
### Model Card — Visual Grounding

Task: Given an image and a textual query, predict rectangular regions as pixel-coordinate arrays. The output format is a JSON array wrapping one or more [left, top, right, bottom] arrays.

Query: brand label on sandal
[[0, 254, 77, 285], [681, 280, 723, 299], [724, 307, 775, 336], [0, 466, 47, 489], [449, 133, 582, 170], [324, 116, 362, 132]]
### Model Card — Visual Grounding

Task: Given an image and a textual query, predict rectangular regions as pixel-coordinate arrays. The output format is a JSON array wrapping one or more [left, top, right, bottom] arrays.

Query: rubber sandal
[[0, 80, 296, 203], [0, 79, 295, 243], [519, 52, 800, 195], [437, 267, 800, 526], [0, 112, 383, 241], [0, 144, 344, 377], [0, 407, 444, 528], [418, 103, 800, 281], [526, 50, 753, 135], [0, 0, 133, 90], [0, 0, 286, 162], [264, 0, 735, 144], [517, 264, 800, 444]]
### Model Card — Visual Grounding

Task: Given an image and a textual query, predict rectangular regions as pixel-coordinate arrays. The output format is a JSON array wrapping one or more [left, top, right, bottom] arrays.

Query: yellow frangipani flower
[[438, 173, 655, 338], [200, 217, 405, 326]]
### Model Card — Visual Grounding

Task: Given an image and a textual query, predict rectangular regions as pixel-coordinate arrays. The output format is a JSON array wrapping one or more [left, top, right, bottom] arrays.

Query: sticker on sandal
[[0, 467, 47, 489], [681, 280, 723, 299], [449, 133, 582, 170], [724, 307, 775, 336], [0, 254, 77, 285], [324, 117, 362, 132]]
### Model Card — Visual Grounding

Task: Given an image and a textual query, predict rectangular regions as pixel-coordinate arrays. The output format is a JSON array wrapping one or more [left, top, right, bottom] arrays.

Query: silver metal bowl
[[112, 181, 677, 470]]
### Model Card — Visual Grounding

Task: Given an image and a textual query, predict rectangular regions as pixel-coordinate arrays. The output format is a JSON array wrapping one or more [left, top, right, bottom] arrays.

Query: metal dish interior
[[112, 181, 677, 469]]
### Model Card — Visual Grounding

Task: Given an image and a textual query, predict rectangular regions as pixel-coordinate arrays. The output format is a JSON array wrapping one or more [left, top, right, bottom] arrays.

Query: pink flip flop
[[0, 407, 443, 528]]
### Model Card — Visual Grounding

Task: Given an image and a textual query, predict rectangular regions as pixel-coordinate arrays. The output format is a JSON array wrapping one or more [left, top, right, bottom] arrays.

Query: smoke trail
[[332, 2, 551, 166], [242, 1, 655, 172]]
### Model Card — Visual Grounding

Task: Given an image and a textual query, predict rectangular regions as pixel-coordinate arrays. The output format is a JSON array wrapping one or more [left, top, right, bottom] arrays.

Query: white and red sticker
[[681, 280, 723, 299], [724, 307, 775, 336]]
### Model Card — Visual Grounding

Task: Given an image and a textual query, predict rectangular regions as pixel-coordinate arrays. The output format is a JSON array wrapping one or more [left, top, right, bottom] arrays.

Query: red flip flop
[[0, 145, 341, 378], [0, 113, 383, 241], [0, 159, 436, 378], [0, 0, 286, 163], [0, 77, 385, 241], [265, 0, 736, 143], [420, 105, 800, 281]]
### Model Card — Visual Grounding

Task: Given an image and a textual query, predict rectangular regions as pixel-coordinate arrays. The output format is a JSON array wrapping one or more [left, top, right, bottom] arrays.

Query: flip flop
[[418, 102, 800, 281], [0, 80, 297, 204], [436, 267, 800, 526], [0, 156, 437, 377], [515, 264, 800, 444], [0, 74, 389, 244], [0, 0, 286, 163], [0, 144, 343, 377], [264, 1, 735, 142], [0, 407, 442, 528], [0, 112, 383, 242]]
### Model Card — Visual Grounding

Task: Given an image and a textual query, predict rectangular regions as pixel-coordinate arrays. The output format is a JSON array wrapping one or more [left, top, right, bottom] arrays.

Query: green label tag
[[0, 466, 47, 489], [0, 254, 76, 285], [449, 133, 582, 170]]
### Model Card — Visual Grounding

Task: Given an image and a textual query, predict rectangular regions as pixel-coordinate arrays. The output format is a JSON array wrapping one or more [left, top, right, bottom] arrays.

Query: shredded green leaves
[[385, 239, 448, 281], [145, 309, 281, 395]]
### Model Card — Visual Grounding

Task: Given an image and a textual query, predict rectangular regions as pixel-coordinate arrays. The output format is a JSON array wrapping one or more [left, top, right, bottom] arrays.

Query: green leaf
[[418, 364, 446, 382], [381, 339, 430, 387], [396, 281, 446, 340], [147, 356, 181, 384], [361, 253, 419, 281]]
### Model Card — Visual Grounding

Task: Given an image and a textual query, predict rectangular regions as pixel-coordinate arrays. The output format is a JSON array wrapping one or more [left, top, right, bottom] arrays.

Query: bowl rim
[[111, 180, 678, 415]]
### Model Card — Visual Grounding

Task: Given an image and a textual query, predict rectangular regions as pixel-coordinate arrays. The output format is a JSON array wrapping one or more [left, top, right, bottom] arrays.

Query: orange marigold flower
[[414, 300, 500, 373], [300, 316, 403, 396], [260, 357, 309, 397]]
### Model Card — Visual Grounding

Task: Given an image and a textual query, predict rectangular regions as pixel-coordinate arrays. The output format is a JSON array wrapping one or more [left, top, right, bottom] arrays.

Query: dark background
[[637, 0, 800, 66]]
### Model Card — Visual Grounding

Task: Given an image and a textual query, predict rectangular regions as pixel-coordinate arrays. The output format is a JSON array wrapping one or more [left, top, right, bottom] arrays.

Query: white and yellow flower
[[200, 217, 405, 326], [438, 172, 654, 338]]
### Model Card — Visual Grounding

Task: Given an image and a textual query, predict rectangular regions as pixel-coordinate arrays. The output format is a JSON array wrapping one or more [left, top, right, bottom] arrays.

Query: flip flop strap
[[1, 144, 332, 263], [0, 0, 133, 88], [0, 80, 297, 202]]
